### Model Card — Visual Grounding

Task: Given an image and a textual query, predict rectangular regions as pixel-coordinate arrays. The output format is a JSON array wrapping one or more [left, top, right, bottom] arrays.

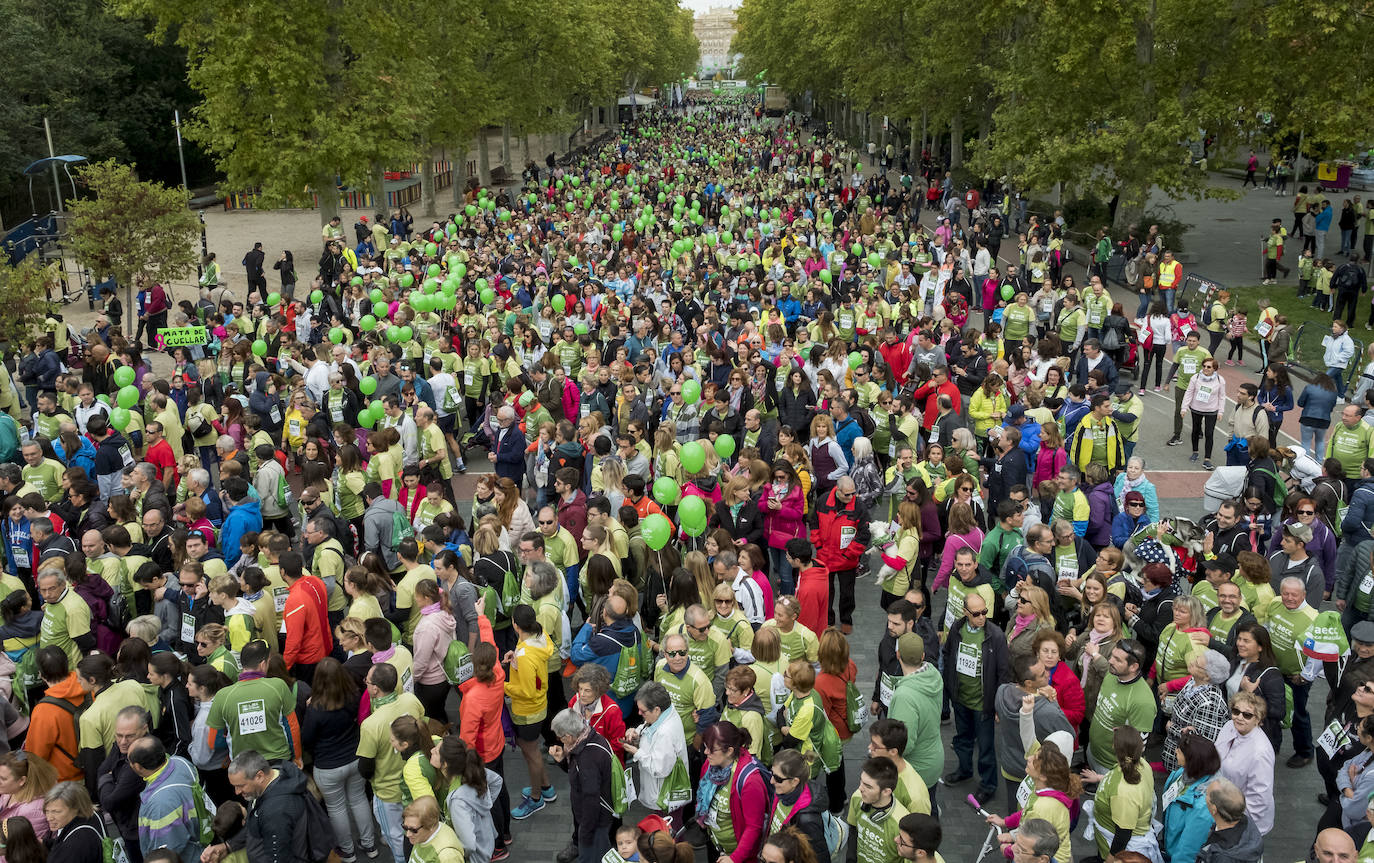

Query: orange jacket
[[458, 614, 507, 762], [25, 673, 86, 781]]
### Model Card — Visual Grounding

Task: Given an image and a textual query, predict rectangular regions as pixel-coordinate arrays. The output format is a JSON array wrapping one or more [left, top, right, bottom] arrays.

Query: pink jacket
[[1033, 445, 1068, 490], [935, 528, 984, 590], [411, 604, 456, 685], [1182, 371, 1226, 414], [700, 752, 770, 863], [0, 795, 48, 842], [561, 379, 581, 422], [760, 484, 806, 549]]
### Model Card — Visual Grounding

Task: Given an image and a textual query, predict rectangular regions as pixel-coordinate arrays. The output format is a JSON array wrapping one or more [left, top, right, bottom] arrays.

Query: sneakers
[[1190, 452, 1199, 462], [1203, 460, 1215, 471], [491, 849, 510, 862], [520, 785, 558, 803], [360, 845, 380, 860], [942, 770, 972, 786], [1154, 386, 1163, 393], [511, 794, 547, 819], [1224, 359, 1234, 366], [1167, 437, 1182, 446], [1286, 754, 1313, 769]]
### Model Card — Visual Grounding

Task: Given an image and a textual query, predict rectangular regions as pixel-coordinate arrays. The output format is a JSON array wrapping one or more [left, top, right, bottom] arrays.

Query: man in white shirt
[[380, 395, 419, 467], [714, 550, 764, 625]]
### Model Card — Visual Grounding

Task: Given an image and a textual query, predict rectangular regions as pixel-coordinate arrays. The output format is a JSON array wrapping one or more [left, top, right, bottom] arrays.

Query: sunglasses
[[195, 640, 212, 648], [1127, 502, 1145, 508], [538, 519, 556, 525], [664, 650, 687, 657], [967, 609, 987, 618], [1297, 510, 1314, 515], [179, 581, 198, 589], [715, 599, 733, 605], [403, 826, 423, 835], [1230, 707, 1255, 720]]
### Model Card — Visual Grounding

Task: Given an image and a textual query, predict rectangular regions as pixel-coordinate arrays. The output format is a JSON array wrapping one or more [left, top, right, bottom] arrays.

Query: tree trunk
[[453, 140, 471, 207], [317, 173, 340, 227], [950, 113, 964, 169], [1113, 184, 1148, 233], [921, 109, 928, 155], [477, 132, 491, 187], [501, 122, 513, 176], [420, 155, 437, 219], [910, 116, 919, 166]]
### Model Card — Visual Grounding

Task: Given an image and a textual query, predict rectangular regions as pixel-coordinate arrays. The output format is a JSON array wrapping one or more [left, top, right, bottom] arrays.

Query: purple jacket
[[1085, 482, 1115, 549]]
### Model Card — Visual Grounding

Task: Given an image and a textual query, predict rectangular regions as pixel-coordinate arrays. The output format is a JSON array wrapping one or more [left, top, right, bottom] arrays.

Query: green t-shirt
[[1328, 422, 1374, 479], [1088, 675, 1156, 769], [955, 624, 985, 710], [1003, 304, 1034, 342], [1172, 346, 1212, 391], [1192, 580, 1219, 613], [207, 675, 295, 760], [23, 458, 66, 504], [357, 691, 426, 802], [654, 661, 715, 738], [945, 579, 995, 631], [846, 794, 908, 863], [1265, 599, 1318, 674], [1092, 763, 1154, 858], [41, 589, 91, 668], [81, 678, 160, 752], [1208, 609, 1244, 643], [394, 565, 437, 643], [893, 765, 931, 814], [312, 540, 348, 612], [706, 779, 736, 852], [337, 471, 367, 519]]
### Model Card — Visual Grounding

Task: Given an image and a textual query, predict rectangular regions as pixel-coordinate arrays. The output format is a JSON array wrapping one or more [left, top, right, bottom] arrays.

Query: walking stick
[[966, 794, 1002, 863]]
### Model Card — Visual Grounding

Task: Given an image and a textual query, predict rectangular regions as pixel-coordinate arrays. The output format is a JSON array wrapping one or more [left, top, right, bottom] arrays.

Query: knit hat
[[1042, 731, 1074, 761], [1302, 610, 1349, 662], [1124, 491, 1146, 505], [896, 632, 925, 667]]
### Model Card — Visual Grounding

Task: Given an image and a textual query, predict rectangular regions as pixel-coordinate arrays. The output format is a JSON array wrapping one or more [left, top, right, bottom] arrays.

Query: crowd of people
[[0, 98, 1373, 863]]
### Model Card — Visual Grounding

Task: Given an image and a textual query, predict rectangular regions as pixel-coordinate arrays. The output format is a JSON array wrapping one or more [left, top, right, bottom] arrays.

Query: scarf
[[1010, 613, 1036, 640], [695, 763, 734, 822], [1119, 473, 1147, 498]]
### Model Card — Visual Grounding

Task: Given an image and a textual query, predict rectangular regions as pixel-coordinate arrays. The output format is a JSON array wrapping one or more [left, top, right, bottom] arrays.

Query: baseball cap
[[896, 633, 924, 666]]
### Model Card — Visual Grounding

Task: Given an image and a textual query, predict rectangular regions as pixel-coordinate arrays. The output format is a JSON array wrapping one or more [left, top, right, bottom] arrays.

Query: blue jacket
[[493, 425, 526, 486], [571, 618, 641, 712], [137, 755, 204, 863], [1112, 512, 1150, 549], [1316, 205, 1334, 232], [2, 517, 31, 576], [1343, 478, 1374, 538], [834, 416, 862, 466], [1003, 418, 1041, 471], [1162, 769, 1216, 863], [1298, 382, 1339, 425], [220, 499, 263, 567], [1073, 353, 1119, 390], [779, 297, 802, 325], [53, 435, 97, 476], [1058, 398, 1091, 438]]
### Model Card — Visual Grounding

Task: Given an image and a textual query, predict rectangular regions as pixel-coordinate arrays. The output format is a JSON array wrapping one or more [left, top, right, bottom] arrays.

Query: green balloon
[[680, 379, 700, 405], [310, 289, 324, 304], [411, 294, 430, 314], [480, 288, 496, 306], [400, 274, 414, 288], [110, 407, 131, 431], [652, 477, 681, 506], [329, 327, 344, 343], [116, 385, 139, 409], [819, 269, 832, 284], [867, 253, 882, 268], [641, 513, 672, 551], [568, 256, 579, 267], [1001, 283, 1015, 300], [551, 295, 566, 313], [678, 494, 707, 531], [721, 231, 733, 244], [454, 263, 467, 279], [359, 314, 377, 331], [848, 351, 864, 370], [252, 339, 268, 357], [442, 280, 457, 296], [357, 407, 376, 429], [387, 326, 402, 343], [359, 376, 378, 395], [476, 278, 489, 292], [573, 323, 589, 335], [714, 435, 736, 459], [465, 204, 477, 217], [96, 394, 110, 406], [426, 243, 438, 256], [113, 366, 136, 388], [373, 301, 388, 319], [680, 441, 706, 474], [266, 292, 281, 307], [370, 288, 384, 303], [851, 243, 863, 256], [350, 277, 363, 287], [399, 326, 413, 343], [427, 264, 441, 277]]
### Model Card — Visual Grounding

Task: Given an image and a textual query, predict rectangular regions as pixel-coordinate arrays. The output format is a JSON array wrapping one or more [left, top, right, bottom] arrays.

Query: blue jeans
[[1124, 440, 1136, 463], [1301, 424, 1327, 456], [565, 562, 582, 609], [1136, 292, 1152, 319], [1328, 367, 1349, 396], [769, 546, 795, 595], [951, 701, 998, 792], [1163, 288, 1176, 313], [372, 797, 404, 862]]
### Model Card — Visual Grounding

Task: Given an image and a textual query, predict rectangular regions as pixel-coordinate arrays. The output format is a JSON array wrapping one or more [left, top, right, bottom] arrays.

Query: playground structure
[[1, 154, 106, 308]]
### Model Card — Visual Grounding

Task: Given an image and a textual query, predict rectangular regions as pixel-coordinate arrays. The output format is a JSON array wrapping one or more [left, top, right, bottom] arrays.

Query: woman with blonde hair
[[684, 551, 717, 606], [1008, 584, 1056, 665], [1065, 602, 1126, 718], [653, 423, 684, 485], [806, 414, 847, 499], [711, 583, 754, 654]]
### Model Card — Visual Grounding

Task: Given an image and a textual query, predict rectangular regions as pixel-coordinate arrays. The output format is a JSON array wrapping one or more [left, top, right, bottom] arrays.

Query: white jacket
[[632, 706, 689, 811]]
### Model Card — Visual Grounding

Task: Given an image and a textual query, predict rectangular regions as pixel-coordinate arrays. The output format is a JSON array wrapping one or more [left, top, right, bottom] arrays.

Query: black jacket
[[166, 582, 226, 659], [96, 748, 140, 844], [557, 731, 616, 846], [241, 762, 312, 863], [873, 617, 940, 710], [942, 618, 1012, 716], [982, 446, 1028, 510], [714, 497, 764, 548], [1132, 586, 1177, 667], [45, 815, 106, 863], [155, 680, 195, 759]]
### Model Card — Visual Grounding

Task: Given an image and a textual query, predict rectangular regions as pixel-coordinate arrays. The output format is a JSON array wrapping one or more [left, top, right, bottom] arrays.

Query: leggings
[[1227, 337, 1245, 362], [1141, 345, 1167, 387], [1190, 410, 1218, 458], [486, 750, 512, 847], [413, 679, 452, 724]]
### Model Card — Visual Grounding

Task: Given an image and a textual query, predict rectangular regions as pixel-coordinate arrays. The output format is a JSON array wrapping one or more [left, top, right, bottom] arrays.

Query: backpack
[[391, 508, 415, 544], [590, 740, 631, 816], [275, 471, 295, 511], [1261, 666, 1296, 729], [1252, 466, 1288, 513], [851, 407, 876, 439], [1200, 301, 1215, 326], [185, 406, 207, 436], [609, 635, 653, 698], [1002, 545, 1055, 595], [299, 784, 339, 863], [1100, 322, 1123, 351], [36, 693, 91, 761], [844, 678, 869, 734], [443, 638, 473, 685], [821, 811, 849, 859], [735, 757, 775, 814], [12, 647, 41, 714]]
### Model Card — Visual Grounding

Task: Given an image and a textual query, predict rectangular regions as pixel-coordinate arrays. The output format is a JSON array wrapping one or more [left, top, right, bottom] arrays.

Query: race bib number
[[11, 547, 29, 569], [1057, 556, 1078, 582], [274, 587, 289, 614], [331, 406, 343, 422], [838, 311, 854, 330], [879, 672, 896, 708], [269, 406, 281, 424], [288, 420, 301, 438], [1088, 311, 1103, 325], [956, 642, 979, 678], [1041, 299, 1054, 313], [120, 445, 135, 468], [839, 526, 856, 550], [1161, 778, 1183, 812], [1360, 573, 1373, 596], [401, 667, 414, 694], [464, 370, 474, 386], [1181, 358, 1198, 376], [181, 613, 196, 644], [238, 699, 268, 735], [1318, 720, 1349, 758], [1197, 382, 1216, 402], [1016, 777, 1033, 809]]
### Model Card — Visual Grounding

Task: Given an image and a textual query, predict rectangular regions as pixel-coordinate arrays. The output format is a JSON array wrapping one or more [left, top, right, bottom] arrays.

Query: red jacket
[[283, 574, 331, 668], [810, 489, 869, 573], [795, 564, 830, 636], [144, 439, 178, 491], [910, 379, 962, 429], [699, 752, 770, 863], [568, 692, 626, 760], [879, 340, 912, 387]]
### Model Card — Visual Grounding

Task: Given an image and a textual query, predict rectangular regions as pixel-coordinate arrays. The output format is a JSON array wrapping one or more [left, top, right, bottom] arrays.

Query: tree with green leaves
[[0, 257, 58, 350], [64, 159, 199, 321]]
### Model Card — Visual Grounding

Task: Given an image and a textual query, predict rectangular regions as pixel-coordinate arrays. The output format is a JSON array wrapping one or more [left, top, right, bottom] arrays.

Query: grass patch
[[1217, 282, 1358, 373]]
